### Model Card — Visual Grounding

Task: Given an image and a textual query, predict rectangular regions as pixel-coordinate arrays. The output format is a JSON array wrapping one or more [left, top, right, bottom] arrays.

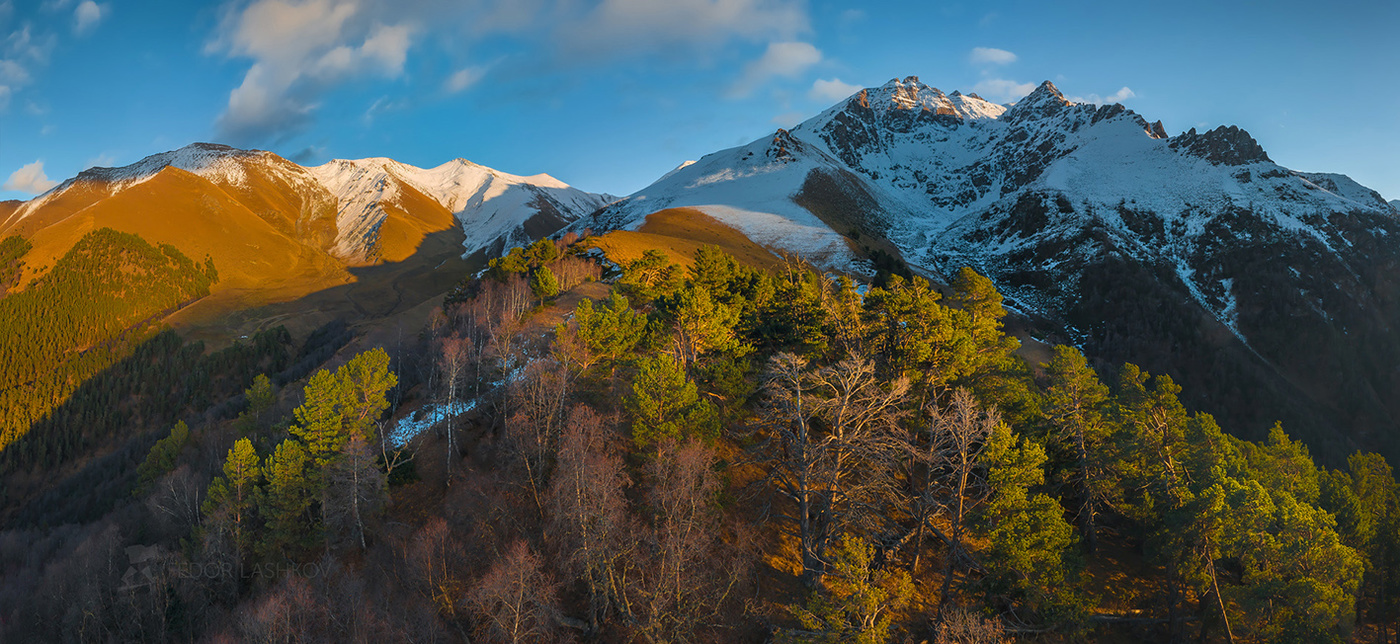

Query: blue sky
[[1, 0, 1397, 202]]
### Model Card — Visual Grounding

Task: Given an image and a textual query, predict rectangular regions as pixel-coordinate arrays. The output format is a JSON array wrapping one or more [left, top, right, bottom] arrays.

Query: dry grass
[[3, 164, 475, 349], [19, 167, 349, 294], [372, 179, 457, 264], [0, 200, 19, 231], [586, 207, 787, 271]]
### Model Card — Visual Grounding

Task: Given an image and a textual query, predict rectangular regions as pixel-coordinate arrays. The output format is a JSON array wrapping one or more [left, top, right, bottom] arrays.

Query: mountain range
[[579, 77, 1400, 463], [5, 76, 1399, 463]]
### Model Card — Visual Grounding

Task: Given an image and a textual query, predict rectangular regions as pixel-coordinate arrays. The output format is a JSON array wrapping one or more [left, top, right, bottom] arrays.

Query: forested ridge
[[0, 228, 218, 458], [0, 233, 1397, 643]]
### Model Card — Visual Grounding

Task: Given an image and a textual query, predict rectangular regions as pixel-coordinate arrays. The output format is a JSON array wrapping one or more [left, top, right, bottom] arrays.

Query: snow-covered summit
[[857, 76, 1008, 121], [579, 76, 1395, 332], [7, 143, 610, 263], [308, 156, 611, 260]]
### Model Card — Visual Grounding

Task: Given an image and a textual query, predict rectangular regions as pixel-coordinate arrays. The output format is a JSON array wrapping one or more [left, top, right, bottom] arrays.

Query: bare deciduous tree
[[546, 405, 634, 630], [754, 352, 909, 587], [322, 435, 387, 550], [630, 440, 746, 643], [902, 389, 998, 611], [438, 333, 474, 476], [506, 358, 570, 515], [468, 540, 567, 644], [402, 517, 468, 622]]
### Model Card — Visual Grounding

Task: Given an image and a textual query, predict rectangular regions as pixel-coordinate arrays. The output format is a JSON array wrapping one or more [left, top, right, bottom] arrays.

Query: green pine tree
[[573, 290, 648, 373], [779, 534, 914, 644], [981, 422, 1086, 625], [134, 420, 189, 495], [625, 353, 718, 449], [531, 265, 560, 300], [258, 438, 315, 560], [290, 369, 351, 467], [336, 347, 397, 444], [1043, 345, 1114, 552], [202, 437, 261, 562]]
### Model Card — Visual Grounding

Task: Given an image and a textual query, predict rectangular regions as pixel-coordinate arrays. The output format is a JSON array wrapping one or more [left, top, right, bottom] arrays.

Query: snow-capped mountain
[[582, 76, 1400, 462], [308, 157, 611, 260], [2, 143, 610, 264]]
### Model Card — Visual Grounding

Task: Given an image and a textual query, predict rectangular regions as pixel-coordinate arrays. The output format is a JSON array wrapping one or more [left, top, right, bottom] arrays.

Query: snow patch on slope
[[584, 133, 868, 273]]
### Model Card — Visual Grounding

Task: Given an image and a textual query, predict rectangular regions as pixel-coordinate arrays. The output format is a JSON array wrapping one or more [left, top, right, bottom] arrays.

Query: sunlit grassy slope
[[585, 207, 786, 270], [374, 179, 458, 263], [19, 167, 349, 295]]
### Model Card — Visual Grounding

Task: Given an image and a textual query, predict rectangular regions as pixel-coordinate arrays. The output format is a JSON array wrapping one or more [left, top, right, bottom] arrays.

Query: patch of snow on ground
[[389, 400, 477, 447]]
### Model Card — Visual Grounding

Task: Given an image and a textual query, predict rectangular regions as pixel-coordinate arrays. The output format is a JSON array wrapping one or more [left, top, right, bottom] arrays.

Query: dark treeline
[[1, 235, 1398, 643]]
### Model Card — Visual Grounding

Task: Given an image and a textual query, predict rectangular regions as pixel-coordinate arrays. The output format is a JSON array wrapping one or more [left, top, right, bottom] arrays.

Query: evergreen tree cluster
[[199, 348, 397, 566], [0, 228, 219, 456], [5, 237, 1400, 643]]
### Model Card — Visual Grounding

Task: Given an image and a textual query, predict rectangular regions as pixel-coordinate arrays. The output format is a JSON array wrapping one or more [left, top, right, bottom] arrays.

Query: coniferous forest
[[2, 232, 1399, 644]]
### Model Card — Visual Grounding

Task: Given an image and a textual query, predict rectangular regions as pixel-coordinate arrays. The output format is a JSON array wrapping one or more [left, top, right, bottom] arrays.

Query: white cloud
[[973, 78, 1036, 103], [74, 1, 104, 36], [444, 65, 487, 94], [969, 47, 1016, 66], [0, 25, 58, 110], [809, 77, 862, 103], [204, 0, 816, 139], [566, 0, 810, 58], [3, 160, 58, 194], [1069, 86, 1136, 105], [6, 25, 57, 63], [208, 0, 414, 143], [727, 41, 821, 98]]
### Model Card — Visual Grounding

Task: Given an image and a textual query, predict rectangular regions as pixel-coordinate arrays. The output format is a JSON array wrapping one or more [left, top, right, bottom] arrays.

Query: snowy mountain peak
[[1005, 80, 1072, 120], [76, 142, 266, 188], [308, 155, 609, 260], [855, 75, 1005, 121]]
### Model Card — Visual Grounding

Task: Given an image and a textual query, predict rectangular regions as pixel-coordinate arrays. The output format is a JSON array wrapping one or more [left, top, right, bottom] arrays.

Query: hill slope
[[0, 144, 610, 337]]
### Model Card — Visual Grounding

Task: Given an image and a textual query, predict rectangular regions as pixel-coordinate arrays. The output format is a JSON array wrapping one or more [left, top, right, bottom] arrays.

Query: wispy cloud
[[973, 78, 1036, 103], [362, 94, 408, 125], [205, 0, 815, 141], [1069, 86, 1136, 104], [969, 46, 1016, 66], [770, 110, 806, 128], [3, 160, 58, 194], [564, 0, 810, 60], [208, 0, 414, 144], [73, 1, 105, 36], [727, 40, 821, 98], [444, 65, 488, 94], [0, 24, 58, 112], [809, 77, 861, 103]]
